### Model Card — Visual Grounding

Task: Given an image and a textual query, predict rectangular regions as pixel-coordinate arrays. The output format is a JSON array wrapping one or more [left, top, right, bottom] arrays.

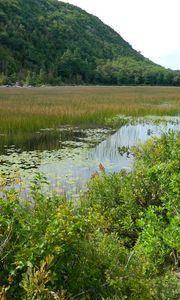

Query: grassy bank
[[0, 86, 180, 134], [0, 132, 179, 299]]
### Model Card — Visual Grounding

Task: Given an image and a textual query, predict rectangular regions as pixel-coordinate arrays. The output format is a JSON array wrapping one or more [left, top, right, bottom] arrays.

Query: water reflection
[[0, 128, 88, 153], [40, 118, 180, 197], [0, 117, 179, 198], [89, 121, 180, 164]]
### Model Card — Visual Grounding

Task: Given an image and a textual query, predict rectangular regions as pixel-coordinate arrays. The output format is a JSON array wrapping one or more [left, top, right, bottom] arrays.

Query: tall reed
[[0, 86, 180, 134]]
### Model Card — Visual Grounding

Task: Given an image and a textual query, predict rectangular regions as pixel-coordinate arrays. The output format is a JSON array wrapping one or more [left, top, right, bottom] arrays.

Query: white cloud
[[61, 0, 180, 68]]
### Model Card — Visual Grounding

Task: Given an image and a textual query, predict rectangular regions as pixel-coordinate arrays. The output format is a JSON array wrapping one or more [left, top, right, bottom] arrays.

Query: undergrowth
[[0, 131, 179, 299]]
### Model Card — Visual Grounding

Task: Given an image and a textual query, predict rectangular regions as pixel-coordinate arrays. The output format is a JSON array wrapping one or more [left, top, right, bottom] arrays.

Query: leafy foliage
[[0, 132, 180, 299], [0, 0, 180, 85]]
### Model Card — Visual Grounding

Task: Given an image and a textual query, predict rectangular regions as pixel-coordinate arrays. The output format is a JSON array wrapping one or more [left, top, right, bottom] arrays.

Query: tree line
[[0, 0, 180, 86]]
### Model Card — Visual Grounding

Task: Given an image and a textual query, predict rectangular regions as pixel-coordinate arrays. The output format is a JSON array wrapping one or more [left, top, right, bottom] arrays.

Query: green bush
[[0, 132, 179, 299]]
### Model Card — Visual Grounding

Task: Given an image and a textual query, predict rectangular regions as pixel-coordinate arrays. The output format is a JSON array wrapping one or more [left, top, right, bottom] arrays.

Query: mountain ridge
[[0, 0, 180, 85]]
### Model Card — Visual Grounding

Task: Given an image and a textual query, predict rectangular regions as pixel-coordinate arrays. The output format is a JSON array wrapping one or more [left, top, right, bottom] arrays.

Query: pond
[[0, 116, 179, 198]]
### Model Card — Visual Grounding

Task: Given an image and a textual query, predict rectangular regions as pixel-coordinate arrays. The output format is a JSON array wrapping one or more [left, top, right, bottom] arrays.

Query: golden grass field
[[0, 86, 180, 134]]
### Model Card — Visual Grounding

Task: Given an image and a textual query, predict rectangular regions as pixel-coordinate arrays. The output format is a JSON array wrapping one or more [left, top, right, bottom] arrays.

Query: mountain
[[0, 0, 180, 85]]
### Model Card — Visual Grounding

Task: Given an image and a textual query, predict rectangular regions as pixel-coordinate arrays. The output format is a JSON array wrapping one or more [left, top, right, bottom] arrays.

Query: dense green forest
[[1, 0, 180, 86]]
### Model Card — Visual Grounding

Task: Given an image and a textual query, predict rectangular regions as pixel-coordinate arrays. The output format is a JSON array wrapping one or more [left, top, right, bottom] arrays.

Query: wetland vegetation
[[0, 86, 180, 135], [1, 0, 180, 298], [0, 86, 180, 299], [0, 132, 180, 299]]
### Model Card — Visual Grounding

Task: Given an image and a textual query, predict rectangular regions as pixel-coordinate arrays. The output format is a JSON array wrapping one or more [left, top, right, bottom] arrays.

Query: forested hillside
[[0, 0, 180, 85]]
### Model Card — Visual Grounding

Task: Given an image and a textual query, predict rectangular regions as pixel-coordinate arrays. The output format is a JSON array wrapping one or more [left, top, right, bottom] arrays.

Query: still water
[[0, 116, 179, 198]]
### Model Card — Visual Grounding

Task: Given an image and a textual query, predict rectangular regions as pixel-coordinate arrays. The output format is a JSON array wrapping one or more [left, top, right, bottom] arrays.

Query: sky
[[61, 0, 180, 70]]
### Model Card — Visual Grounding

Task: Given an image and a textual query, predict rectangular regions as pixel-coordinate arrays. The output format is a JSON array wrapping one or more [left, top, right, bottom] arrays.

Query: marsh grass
[[0, 86, 180, 134]]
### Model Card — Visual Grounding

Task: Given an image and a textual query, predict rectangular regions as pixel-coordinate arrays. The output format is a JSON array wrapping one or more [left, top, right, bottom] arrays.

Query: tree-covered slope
[[0, 0, 180, 85]]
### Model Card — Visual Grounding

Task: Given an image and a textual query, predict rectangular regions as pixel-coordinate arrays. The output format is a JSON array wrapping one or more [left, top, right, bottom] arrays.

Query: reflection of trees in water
[[0, 129, 88, 154], [89, 121, 180, 162], [0, 119, 179, 197]]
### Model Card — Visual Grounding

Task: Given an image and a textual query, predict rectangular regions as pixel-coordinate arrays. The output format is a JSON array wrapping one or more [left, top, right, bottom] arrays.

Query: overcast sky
[[61, 0, 180, 70]]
